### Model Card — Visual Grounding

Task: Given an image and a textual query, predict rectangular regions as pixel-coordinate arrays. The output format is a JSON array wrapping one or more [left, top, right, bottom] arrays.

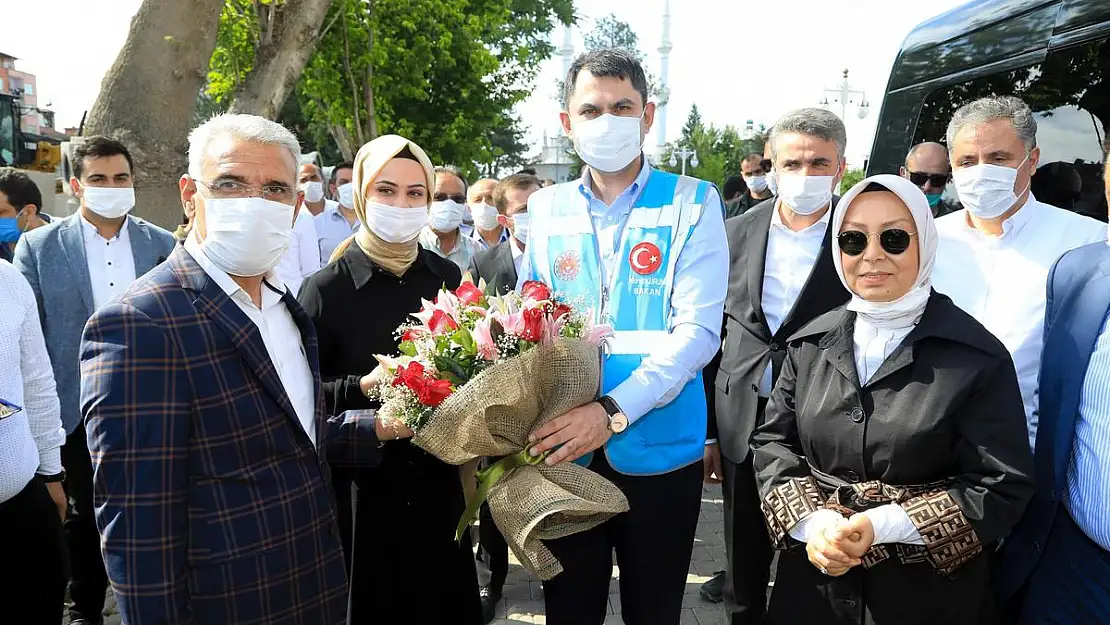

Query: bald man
[[900, 142, 957, 217]]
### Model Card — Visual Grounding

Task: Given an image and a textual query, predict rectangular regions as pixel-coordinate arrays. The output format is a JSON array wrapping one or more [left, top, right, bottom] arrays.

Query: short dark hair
[[516, 167, 538, 176], [722, 176, 747, 201], [493, 173, 541, 214], [330, 162, 354, 185], [0, 167, 43, 212], [562, 49, 649, 109], [72, 136, 133, 181]]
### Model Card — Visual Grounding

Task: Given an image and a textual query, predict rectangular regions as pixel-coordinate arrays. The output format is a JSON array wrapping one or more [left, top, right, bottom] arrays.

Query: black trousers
[[476, 498, 509, 592], [62, 424, 109, 624], [721, 452, 775, 625], [0, 476, 67, 624], [542, 453, 703, 625]]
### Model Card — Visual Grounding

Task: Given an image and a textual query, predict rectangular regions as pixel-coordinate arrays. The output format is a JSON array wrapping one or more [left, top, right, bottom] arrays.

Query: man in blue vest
[[523, 48, 729, 625]]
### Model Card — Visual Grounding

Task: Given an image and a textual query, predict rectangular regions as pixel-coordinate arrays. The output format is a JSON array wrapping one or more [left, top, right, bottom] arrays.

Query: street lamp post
[[669, 146, 699, 176], [819, 69, 870, 121]]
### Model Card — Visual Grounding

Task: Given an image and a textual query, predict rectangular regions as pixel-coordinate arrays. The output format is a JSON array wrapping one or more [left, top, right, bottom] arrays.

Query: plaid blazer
[[81, 246, 381, 625]]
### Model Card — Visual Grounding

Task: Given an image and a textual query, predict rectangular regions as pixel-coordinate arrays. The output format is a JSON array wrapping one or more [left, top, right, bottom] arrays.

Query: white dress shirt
[[789, 316, 925, 546], [510, 236, 524, 275], [0, 260, 64, 502], [420, 227, 482, 273], [315, 201, 360, 263], [518, 159, 728, 423], [81, 214, 137, 310], [184, 237, 317, 446], [932, 197, 1105, 447], [276, 208, 321, 297], [757, 203, 831, 395]]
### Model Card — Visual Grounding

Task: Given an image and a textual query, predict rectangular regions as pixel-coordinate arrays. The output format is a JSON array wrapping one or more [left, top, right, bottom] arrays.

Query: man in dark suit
[[467, 171, 541, 623], [14, 136, 176, 625], [702, 108, 851, 624], [80, 114, 403, 625], [995, 139, 1110, 623], [469, 172, 539, 296]]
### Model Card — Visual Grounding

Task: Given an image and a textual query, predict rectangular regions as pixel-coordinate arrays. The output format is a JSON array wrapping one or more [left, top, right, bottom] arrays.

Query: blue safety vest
[[524, 168, 710, 475]]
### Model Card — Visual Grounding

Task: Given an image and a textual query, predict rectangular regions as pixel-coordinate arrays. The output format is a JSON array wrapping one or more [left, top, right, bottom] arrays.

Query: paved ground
[[73, 484, 728, 625]]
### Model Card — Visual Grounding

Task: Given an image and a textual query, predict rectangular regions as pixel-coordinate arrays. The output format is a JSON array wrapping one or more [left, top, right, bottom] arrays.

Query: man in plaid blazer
[[80, 114, 410, 625]]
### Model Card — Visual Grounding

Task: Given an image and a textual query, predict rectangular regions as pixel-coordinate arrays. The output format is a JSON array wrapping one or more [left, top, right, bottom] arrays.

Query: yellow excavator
[[0, 92, 61, 173]]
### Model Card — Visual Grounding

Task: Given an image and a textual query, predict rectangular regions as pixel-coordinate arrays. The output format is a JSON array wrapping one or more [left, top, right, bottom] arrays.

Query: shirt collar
[[80, 212, 131, 242], [344, 240, 436, 290], [183, 235, 286, 308], [577, 154, 652, 207], [770, 201, 832, 233], [510, 236, 524, 259], [961, 193, 1038, 240]]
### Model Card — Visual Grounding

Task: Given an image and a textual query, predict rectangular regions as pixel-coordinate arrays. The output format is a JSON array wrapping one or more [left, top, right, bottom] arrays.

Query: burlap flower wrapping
[[411, 338, 629, 579]]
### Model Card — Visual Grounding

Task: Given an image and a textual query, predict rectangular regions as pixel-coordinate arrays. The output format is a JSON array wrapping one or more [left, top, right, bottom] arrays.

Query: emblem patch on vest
[[629, 242, 663, 275], [554, 250, 581, 280]]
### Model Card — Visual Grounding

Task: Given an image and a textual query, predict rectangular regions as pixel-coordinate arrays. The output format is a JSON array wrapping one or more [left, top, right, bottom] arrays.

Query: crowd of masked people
[[0, 46, 1108, 625]]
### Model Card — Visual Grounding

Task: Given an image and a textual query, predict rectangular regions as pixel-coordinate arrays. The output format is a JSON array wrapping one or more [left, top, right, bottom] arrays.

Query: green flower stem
[[455, 445, 551, 542]]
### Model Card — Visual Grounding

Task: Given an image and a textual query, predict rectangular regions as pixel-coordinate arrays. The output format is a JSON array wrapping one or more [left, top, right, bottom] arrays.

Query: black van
[[868, 0, 1110, 220]]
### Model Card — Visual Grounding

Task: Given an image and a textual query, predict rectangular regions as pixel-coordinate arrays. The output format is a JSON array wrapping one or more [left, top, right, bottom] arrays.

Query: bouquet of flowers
[[370, 277, 629, 579]]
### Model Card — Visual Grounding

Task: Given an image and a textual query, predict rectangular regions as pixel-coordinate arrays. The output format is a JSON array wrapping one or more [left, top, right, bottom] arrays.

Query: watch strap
[[598, 395, 623, 417], [40, 471, 66, 483]]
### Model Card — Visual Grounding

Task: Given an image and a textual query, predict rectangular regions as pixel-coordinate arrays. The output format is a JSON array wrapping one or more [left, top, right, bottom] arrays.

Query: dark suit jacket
[[469, 240, 517, 296], [80, 246, 383, 625], [708, 198, 849, 463], [996, 241, 1110, 602], [14, 213, 175, 433]]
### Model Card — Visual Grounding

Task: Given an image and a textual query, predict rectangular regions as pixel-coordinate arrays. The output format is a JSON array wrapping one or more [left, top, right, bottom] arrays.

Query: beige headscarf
[[328, 134, 436, 276]]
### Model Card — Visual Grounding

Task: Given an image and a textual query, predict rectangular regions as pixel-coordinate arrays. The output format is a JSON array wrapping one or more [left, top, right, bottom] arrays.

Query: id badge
[[0, 397, 23, 421]]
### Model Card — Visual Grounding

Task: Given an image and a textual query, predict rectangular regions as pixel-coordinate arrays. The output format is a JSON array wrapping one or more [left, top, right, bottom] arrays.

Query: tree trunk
[[84, 0, 224, 229], [227, 0, 334, 120], [339, 7, 364, 146]]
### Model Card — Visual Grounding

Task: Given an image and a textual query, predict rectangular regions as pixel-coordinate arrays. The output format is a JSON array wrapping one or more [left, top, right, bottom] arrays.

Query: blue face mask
[[925, 193, 943, 208], [0, 217, 20, 243]]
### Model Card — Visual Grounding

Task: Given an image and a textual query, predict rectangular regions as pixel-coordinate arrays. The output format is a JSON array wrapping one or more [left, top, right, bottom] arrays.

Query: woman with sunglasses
[[751, 174, 1034, 624]]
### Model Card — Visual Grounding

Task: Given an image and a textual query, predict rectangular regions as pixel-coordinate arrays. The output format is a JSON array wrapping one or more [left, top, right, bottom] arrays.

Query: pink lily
[[473, 317, 499, 360]]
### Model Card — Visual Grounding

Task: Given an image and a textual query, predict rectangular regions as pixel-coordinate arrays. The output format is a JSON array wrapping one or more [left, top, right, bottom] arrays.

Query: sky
[[2, 0, 969, 168]]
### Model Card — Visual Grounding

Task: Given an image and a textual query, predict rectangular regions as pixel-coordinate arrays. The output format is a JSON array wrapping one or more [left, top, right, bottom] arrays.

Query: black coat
[[468, 240, 517, 296], [752, 292, 1035, 625], [298, 245, 481, 625], [708, 198, 849, 463]]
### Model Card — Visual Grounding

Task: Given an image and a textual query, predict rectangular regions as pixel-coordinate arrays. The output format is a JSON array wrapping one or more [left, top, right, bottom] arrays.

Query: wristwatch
[[598, 395, 629, 434], [40, 470, 66, 483]]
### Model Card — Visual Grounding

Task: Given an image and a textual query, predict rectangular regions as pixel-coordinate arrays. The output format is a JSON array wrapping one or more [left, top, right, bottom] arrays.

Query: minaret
[[655, 0, 673, 157], [560, 24, 575, 90]]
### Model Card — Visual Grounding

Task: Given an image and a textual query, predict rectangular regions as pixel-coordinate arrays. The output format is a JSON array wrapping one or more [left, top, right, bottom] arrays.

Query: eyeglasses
[[195, 179, 295, 203], [434, 193, 466, 204], [907, 171, 950, 188], [837, 228, 917, 256]]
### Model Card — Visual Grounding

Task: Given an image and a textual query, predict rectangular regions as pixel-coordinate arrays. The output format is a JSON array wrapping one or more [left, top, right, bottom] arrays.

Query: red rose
[[418, 379, 454, 407], [455, 281, 484, 306], [520, 280, 552, 302], [520, 306, 546, 342], [551, 302, 572, 322], [393, 361, 426, 390], [429, 309, 459, 335]]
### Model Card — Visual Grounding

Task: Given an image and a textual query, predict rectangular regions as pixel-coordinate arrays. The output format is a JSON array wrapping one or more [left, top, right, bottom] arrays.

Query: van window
[[912, 38, 1109, 221]]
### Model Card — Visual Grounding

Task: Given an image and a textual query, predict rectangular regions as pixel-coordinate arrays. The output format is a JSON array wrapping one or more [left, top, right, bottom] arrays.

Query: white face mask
[[300, 181, 324, 203], [776, 172, 836, 216], [82, 185, 135, 219], [571, 113, 644, 173], [511, 212, 531, 244], [952, 156, 1030, 220], [337, 182, 355, 208], [365, 201, 429, 243], [767, 168, 779, 196], [472, 202, 500, 230], [429, 200, 465, 233], [746, 175, 768, 193], [200, 197, 292, 277]]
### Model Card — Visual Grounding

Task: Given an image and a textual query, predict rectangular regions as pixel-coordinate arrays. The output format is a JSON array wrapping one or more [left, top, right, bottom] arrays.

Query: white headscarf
[[831, 174, 938, 329]]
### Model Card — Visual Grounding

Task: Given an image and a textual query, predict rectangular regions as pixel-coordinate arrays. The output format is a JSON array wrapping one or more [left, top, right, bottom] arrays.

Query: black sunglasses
[[907, 171, 950, 188], [760, 159, 773, 172], [837, 229, 917, 256], [434, 193, 466, 204]]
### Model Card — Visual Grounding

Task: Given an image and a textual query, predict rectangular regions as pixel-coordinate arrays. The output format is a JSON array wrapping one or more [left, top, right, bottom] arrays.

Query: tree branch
[[362, 0, 377, 140], [315, 0, 346, 45], [339, 6, 364, 145]]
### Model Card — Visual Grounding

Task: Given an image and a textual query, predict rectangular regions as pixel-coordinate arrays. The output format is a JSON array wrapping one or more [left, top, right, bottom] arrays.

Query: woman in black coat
[[299, 135, 481, 625], [751, 174, 1034, 624]]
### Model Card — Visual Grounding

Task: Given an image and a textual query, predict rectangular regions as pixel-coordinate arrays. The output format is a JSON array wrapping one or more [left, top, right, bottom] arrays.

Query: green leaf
[[452, 326, 476, 355], [398, 341, 417, 357], [433, 355, 469, 386]]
